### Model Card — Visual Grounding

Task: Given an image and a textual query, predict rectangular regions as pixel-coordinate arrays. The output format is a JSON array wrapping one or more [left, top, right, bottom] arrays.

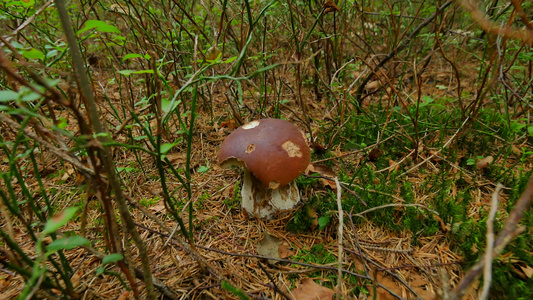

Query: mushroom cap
[[218, 118, 311, 189]]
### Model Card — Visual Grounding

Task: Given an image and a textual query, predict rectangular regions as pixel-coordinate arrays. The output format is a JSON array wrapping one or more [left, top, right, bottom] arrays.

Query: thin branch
[[456, 0, 533, 45], [335, 177, 343, 298], [2, 0, 54, 44], [450, 175, 533, 299], [354, 203, 439, 218], [480, 183, 503, 300], [53, 0, 156, 298], [354, 1, 454, 105], [0, 114, 95, 176]]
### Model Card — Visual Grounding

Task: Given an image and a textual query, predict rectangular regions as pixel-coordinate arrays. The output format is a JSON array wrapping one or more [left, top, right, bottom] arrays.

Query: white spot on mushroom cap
[[246, 144, 255, 153], [242, 120, 260, 129], [281, 140, 302, 158]]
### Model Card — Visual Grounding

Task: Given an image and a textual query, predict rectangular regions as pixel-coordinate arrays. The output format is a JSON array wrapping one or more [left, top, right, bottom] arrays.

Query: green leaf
[[0, 90, 19, 101], [223, 56, 237, 64], [22, 48, 44, 60], [57, 117, 68, 129], [118, 69, 154, 76], [46, 235, 90, 253], [96, 266, 105, 275], [123, 53, 143, 61], [95, 253, 123, 275], [528, 126, 533, 137], [21, 91, 41, 102], [197, 165, 209, 173], [221, 280, 249, 300], [102, 253, 123, 265], [77, 20, 121, 35], [43, 207, 79, 235], [161, 98, 182, 114], [318, 216, 330, 230], [160, 142, 178, 155]]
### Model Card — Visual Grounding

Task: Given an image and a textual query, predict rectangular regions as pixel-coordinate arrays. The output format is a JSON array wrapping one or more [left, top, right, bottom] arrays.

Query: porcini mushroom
[[218, 118, 311, 219]]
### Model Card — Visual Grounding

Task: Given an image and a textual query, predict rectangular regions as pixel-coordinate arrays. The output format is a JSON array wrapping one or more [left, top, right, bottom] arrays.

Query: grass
[[286, 99, 533, 297]]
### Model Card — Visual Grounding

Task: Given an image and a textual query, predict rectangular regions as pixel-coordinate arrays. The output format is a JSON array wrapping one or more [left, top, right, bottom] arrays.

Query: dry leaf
[[257, 232, 282, 264], [166, 153, 186, 166], [148, 202, 166, 214], [365, 80, 381, 93], [511, 145, 522, 156], [432, 214, 448, 232], [71, 270, 82, 288], [368, 273, 403, 300], [278, 243, 296, 259], [387, 158, 400, 173], [323, 0, 340, 14], [0, 277, 7, 289], [117, 291, 130, 300], [308, 207, 319, 230], [290, 278, 335, 300], [306, 164, 337, 189], [408, 273, 427, 288], [476, 156, 494, 170], [220, 118, 239, 129], [205, 45, 221, 61], [511, 261, 533, 279], [368, 148, 383, 162], [519, 263, 533, 278]]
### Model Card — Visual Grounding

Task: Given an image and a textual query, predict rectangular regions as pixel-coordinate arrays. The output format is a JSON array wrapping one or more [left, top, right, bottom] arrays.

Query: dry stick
[[312, 135, 395, 164], [52, 1, 156, 299], [2, 0, 54, 43], [134, 221, 405, 299], [355, 203, 439, 218], [124, 196, 245, 294], [304, 174, 366, 206], [335, 177, 343, 298], [256, 261, 291, 300], [354, 0, 454, 105], [0, 114, 95, 176], [73, 240, 178, 300], [400, 116, 470, 177], [456, 0, 533, 45], [480, 184, 503, 300], [450, 175, 533, 299]]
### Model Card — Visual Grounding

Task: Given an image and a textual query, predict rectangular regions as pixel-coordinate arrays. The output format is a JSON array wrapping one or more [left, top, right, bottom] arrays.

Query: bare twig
[[456, 0, 533, 45], [400, 116, 470, 177], [2, 0, 54, 43], [480, 183, 503, 300], [53, 1, 156, 297], [354, 1, 454, 105], [335, 177, 343, 298], [450, 176, 533, 299], [0, 114, 95, 176], [354, 203, 439, 218]]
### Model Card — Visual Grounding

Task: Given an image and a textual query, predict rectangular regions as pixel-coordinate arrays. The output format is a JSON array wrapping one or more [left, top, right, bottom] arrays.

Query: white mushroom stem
[[241, 170, 300, 219]]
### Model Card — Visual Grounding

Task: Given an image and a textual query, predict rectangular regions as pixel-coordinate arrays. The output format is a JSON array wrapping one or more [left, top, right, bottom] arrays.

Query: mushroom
[[218, 118, 311, 219]]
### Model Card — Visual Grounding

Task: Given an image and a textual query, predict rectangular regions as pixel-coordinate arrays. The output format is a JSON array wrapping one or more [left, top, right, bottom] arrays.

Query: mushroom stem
[[241, 170, 300, 219]]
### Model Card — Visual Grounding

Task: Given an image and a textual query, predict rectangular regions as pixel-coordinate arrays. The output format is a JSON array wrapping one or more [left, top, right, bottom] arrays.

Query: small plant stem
[[354, 0, 453, 106], [480, 183, 503, 300], [335, 177, 344, 299], [450, 176, 533, 299], [53, 1, 156, 298]]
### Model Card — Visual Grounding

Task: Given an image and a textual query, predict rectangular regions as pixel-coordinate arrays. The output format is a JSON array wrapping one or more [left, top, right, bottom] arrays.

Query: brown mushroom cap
[[218, 118, 311, 189]]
